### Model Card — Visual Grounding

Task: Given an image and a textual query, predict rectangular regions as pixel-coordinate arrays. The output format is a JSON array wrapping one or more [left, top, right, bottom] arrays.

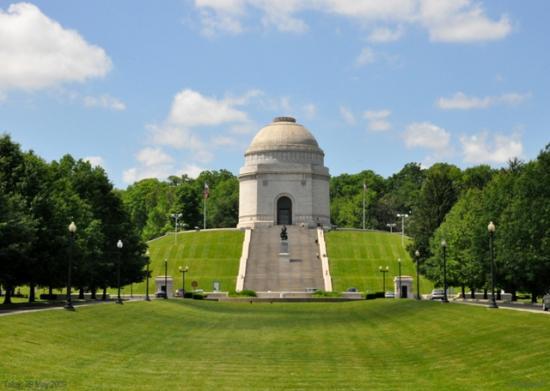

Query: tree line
[[3, 131, 548, 303], [410, 146, 550, 302], [0, 135, 147, 304]]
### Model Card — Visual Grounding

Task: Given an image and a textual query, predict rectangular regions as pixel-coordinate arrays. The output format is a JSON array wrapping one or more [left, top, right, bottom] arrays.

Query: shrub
[[192, 293, 205, 300], [228, 289, 257, 297], [366, 292, 385, 300], [312, 291, 342, 298]]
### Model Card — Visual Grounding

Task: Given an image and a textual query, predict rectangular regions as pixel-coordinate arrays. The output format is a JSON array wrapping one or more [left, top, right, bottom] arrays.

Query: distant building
[[237, 117, 330, 228]]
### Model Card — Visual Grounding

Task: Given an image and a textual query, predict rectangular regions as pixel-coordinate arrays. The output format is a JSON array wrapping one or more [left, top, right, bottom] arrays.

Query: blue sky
[[0, 1, 548, 188]]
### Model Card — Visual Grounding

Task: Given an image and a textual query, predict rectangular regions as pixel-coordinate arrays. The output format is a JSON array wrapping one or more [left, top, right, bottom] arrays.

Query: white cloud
[[125, 88, 259, 184], [403, 122, 451, 153], [355, 47, 376, 67], [367, 26, 404, 43], [460, 131, 523, 164], [136, 147, 174, 167], [83, 94, 126, 111], [364, 110, 391, 132], [84, 156, 105, 168], [420, 0, 511, 43], [437, 92, 530, 110], [0, 3, 111, 92], [193, 0, 512, 43], [168, 89, 249, 126], [340, 106, 356, 126]]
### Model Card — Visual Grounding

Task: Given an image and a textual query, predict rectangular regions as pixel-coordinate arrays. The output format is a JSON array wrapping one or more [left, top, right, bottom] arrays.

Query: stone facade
[[238, 117, 330, 228]]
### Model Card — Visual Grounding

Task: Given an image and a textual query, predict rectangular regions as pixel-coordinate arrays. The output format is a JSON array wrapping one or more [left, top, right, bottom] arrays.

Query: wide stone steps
[[243, 225, 323, 292]]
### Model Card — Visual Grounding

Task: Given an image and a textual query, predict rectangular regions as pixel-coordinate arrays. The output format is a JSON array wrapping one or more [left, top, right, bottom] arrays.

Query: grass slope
[[326, 230, 434, 293], [1, 300, 549, 390], [132, 230, 244, 294]]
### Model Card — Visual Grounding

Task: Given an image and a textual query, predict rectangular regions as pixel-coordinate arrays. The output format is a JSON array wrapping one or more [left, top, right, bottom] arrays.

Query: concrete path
[[0, 298, 145, 317], [452, 299, 550, 315]]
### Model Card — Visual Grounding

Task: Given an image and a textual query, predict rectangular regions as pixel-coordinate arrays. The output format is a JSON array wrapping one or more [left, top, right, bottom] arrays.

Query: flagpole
[[203, 183, 208, 230], [362, 183, 366, 230]]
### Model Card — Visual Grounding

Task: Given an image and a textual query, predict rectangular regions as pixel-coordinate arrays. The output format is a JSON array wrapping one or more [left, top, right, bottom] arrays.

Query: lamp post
[[441, 239, 449, 303], [386, 223, 396, 233], [488, 221, 498, 309], [397, 213, 409, 247], [415, 250, 421, 300], [379, 266, 389, 295], [179, 266, 189, 297], [145, 249, 151, 301], [397, 258, 402, 298], [171, 212, 183, 245], [65, 221, 77, 311], [116, 240, 123, 304], [164, 258, 168, 299]]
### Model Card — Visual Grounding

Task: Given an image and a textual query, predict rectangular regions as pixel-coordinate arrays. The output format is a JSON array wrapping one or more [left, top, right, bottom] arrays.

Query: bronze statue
[[280, 225, 288, 241]]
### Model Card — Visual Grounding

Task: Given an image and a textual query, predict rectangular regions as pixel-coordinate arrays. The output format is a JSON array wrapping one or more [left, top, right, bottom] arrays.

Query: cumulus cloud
[[83, 94, 126, 111], [403, 122, 451, 153], [193, 0, 512, 43], [460, 131, 523, 164], [420, 0, 511, 43], [364, 110, 391, 132], [340, 106, 356, 126], [0, 3, 111, 94], [437, 92, 531, 110], [136, 147, 174, 167], [124, 88, 258, 183], [168, 89, 249, 126]]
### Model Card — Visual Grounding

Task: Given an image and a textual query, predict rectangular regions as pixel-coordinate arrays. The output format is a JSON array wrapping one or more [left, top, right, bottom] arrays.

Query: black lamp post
[[441, 239, 449, 303], [415, 250, 421, 300], [116, 239, 123, 304], [488, 221, 498, 309], [379, 266, 389, 295], [65, 221, 77, 311], [164, 259, 168, 299], [179, 266, 189, 297], [145, 249, 151, 301], [397, 258, 402, 298]]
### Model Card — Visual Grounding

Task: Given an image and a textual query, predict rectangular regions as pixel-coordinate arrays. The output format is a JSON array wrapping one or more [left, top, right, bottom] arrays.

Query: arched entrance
[[277, 196, 292, 225]]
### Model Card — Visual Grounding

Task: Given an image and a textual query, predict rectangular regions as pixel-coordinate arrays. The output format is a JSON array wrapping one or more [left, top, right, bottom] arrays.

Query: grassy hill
[[326, 230, 434, 293], [2, 300, 550, 389], [131, 229, 244, 294]]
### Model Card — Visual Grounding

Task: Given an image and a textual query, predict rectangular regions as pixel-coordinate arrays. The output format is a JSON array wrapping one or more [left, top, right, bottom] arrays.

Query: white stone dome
[[245, 117, 323, 155]]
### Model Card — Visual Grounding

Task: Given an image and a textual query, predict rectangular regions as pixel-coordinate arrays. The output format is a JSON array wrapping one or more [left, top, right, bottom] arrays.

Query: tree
[[408, 163, 462, 261]]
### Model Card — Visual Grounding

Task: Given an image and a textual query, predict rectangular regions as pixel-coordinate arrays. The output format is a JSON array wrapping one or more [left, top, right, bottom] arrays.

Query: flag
[[203, 183, 209, 199]]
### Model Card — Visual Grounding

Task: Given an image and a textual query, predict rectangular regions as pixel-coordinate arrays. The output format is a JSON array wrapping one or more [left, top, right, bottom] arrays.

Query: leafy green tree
[[408, 163, 462, 261]]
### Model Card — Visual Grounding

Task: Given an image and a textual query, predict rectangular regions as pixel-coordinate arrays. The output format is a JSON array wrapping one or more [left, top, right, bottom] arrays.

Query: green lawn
[[131, 230, 244, 294], [1, 300, 549, 390], [326, 230, 434, 293]]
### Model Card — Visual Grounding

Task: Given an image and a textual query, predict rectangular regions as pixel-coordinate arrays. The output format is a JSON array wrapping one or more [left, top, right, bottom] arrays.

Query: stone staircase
[[243, 225, 324, 292]]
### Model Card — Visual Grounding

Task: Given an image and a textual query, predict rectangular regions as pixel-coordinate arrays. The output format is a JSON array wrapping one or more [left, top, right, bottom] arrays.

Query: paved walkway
[[452, 299, 550, 315], [0, 298, 145, 317]]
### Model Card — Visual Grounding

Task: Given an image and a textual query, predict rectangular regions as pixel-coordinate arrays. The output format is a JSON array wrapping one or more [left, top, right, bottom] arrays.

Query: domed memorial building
[[238, 117, 330, 228]]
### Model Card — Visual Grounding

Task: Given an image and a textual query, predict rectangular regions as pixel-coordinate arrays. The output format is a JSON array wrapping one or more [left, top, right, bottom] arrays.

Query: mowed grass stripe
[[326, 231, 434, 293], [1, 300, 550, 389]]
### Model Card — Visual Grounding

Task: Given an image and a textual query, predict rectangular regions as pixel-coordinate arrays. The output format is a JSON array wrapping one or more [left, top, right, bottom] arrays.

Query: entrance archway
[[277, 196, 292, 225]]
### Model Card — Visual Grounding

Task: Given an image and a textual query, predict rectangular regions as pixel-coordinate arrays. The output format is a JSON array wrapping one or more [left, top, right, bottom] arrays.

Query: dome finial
[[273, 116, 296, 123]]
